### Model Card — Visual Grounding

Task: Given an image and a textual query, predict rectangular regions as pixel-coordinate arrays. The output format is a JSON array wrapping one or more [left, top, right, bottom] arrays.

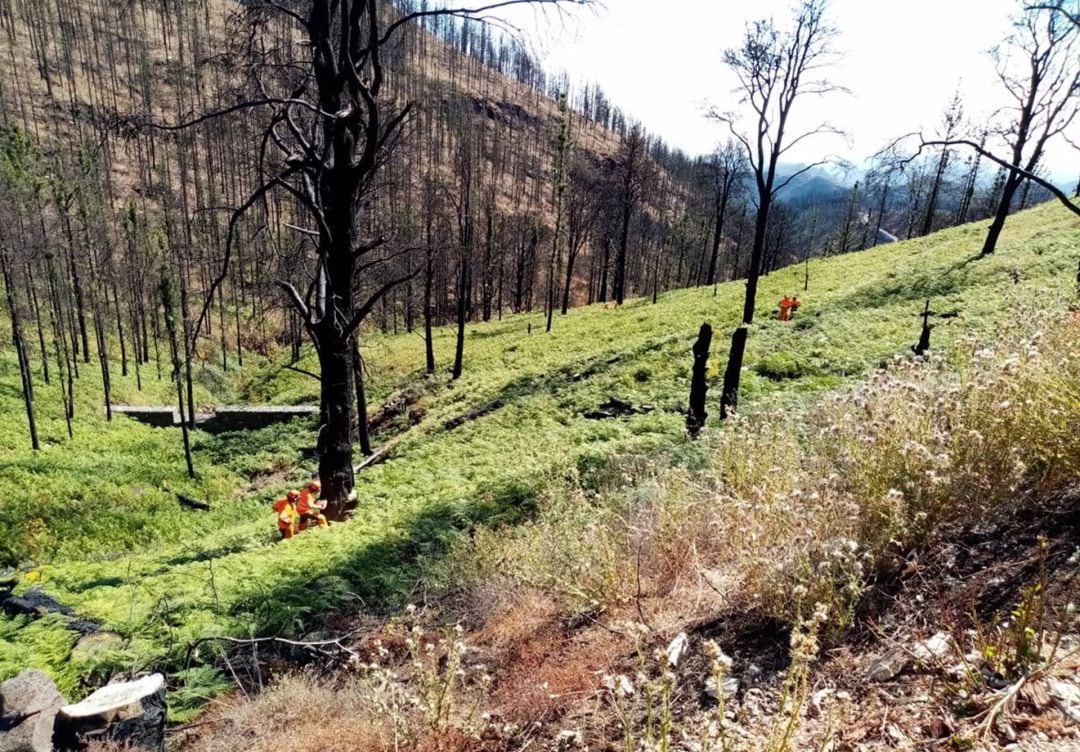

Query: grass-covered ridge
[[1, 202, 1078, 712]]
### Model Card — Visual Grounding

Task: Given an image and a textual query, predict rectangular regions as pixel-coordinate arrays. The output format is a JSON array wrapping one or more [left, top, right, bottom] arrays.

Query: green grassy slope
[[1, 202, 1078, 712]]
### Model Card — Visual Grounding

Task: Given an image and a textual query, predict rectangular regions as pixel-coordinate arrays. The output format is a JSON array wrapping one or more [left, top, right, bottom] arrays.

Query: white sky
[[493, 0, 1080, 180]]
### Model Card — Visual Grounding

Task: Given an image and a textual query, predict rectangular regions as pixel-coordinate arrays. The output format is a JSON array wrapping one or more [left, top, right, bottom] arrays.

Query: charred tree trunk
[[352, 336, 372, 457], [160, 269, 194, 479], [424, 245, 436, 375], [1, 249, 40, 450], [613, 201, 631, 305], [686, 322, 712, 436], [982, 171, 1023, 256], [598, 237, 610, 303], [720, 326, 748, 419], [452, 257, 468, 380]]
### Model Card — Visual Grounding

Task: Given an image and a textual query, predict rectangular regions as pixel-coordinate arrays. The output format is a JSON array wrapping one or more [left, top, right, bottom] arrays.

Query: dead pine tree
[[1, 246, 40, 450], [910, 2, 1080, 254], [138, 0, 588, 519], [710, 0, 844, 418], [686, 322, 712, 437]]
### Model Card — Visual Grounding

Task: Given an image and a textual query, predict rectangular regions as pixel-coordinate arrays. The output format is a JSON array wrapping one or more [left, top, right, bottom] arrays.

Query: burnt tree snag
[[687, 322, 713, 436], [720, 326, 748, 419]]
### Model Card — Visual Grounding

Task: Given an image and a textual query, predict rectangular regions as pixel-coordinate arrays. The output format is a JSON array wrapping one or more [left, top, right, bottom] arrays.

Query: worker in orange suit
[[779, 296, 793, 321], [298, 480, 328, 530], [274, 490, 300, 539]]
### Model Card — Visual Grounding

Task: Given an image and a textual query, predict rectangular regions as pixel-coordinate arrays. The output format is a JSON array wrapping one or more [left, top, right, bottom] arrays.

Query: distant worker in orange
[[779, 296, 794, 321], [790, 296, 802, 317], [273, 490, 300, 539], [297, 480, 328, 530]]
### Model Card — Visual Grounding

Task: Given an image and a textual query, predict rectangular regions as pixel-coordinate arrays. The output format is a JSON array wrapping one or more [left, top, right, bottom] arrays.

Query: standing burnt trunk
[[686, 322, 712, 436], [452, 258, 469, 381], [720, 326, 748, 419], [160, 268, 194, 479], [352, 336, 372, 457], [1, 248, 40, 450], [424, 240, 436, 375]]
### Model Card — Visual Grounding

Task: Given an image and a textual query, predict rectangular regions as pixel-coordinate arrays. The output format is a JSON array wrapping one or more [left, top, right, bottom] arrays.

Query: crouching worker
[[298, 479, 328, 530], [779, 296, 793, 321], [273, 490, 300, 539]]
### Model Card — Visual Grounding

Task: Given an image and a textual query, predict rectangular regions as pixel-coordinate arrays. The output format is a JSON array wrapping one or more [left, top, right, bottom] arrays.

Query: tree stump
[[53, 674, 166, 752]]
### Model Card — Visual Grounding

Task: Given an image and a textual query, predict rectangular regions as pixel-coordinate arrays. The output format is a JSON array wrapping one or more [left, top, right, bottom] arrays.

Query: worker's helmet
[[287, 489, 300, 501], [308, 480, 321, 492]]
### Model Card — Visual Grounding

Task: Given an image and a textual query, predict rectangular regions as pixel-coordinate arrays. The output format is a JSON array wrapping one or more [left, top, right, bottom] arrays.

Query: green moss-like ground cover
[[1, 202, 1077, 713]]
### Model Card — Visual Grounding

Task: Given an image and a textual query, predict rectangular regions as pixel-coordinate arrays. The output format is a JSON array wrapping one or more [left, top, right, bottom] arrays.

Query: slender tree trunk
[[598, 237, 610, 303], [721, 195, 770, 420], [741, 196, 770, 325], [25, 263, 49, 384], [982, 172, 1023, 256], [424, 246, 436, 375], [160, 269, 194, 478], [921, 150, 949, 236], [452, 258, 469, 380], [706, 190, 729, 286], [1, 250, 40, 450], [561, 248, 577, 315], [352, 336, 372, 456], [613, 203, 631, 304]]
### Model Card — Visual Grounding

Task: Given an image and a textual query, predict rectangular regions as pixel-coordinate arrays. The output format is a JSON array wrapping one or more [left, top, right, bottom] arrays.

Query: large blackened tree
[[712, 0, 843, 418], [149, 0, 584, 519]]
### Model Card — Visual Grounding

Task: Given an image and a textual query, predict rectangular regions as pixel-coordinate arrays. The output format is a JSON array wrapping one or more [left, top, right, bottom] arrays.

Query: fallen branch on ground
[[354, 446, 390, 473], [184, 633, 361, 669]]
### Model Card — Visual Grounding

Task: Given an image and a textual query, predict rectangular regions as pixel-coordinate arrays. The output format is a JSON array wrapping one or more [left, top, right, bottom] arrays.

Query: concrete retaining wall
[[110, 406, 178, 427], [111, 405, 318, 432], [210, 406, 319, 431]]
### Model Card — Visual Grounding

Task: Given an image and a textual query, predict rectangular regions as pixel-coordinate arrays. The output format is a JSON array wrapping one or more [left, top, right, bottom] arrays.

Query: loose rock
[[867, 648, 910, 682], [0, 669, 65, 752], [913, 632, 952, 662], [666, 632, 689, 668], [1048, 678, 1080, 723], [704, 675, 740, 701]]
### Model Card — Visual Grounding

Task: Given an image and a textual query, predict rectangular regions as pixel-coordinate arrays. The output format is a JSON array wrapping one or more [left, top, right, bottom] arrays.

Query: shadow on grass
[[832, 254, 985, 312], [194, 420, 315, 475], [440, 332, 689, 432]]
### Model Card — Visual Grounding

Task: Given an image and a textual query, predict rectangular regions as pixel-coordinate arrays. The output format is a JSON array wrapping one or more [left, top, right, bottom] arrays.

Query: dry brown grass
[[167, 674, 394, 752]]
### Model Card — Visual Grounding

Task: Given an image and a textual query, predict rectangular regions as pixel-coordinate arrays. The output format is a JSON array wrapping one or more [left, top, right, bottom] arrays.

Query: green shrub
[[755, 351, 815, 380]]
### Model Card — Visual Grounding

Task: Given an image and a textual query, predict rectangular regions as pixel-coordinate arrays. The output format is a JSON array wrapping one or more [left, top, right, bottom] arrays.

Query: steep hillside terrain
[[2, 203, 1079, 747]]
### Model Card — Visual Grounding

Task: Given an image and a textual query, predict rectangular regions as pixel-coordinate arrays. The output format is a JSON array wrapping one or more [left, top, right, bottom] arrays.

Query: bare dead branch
[[345, 269, 421, 336], [916, 136, 1080, 217]]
